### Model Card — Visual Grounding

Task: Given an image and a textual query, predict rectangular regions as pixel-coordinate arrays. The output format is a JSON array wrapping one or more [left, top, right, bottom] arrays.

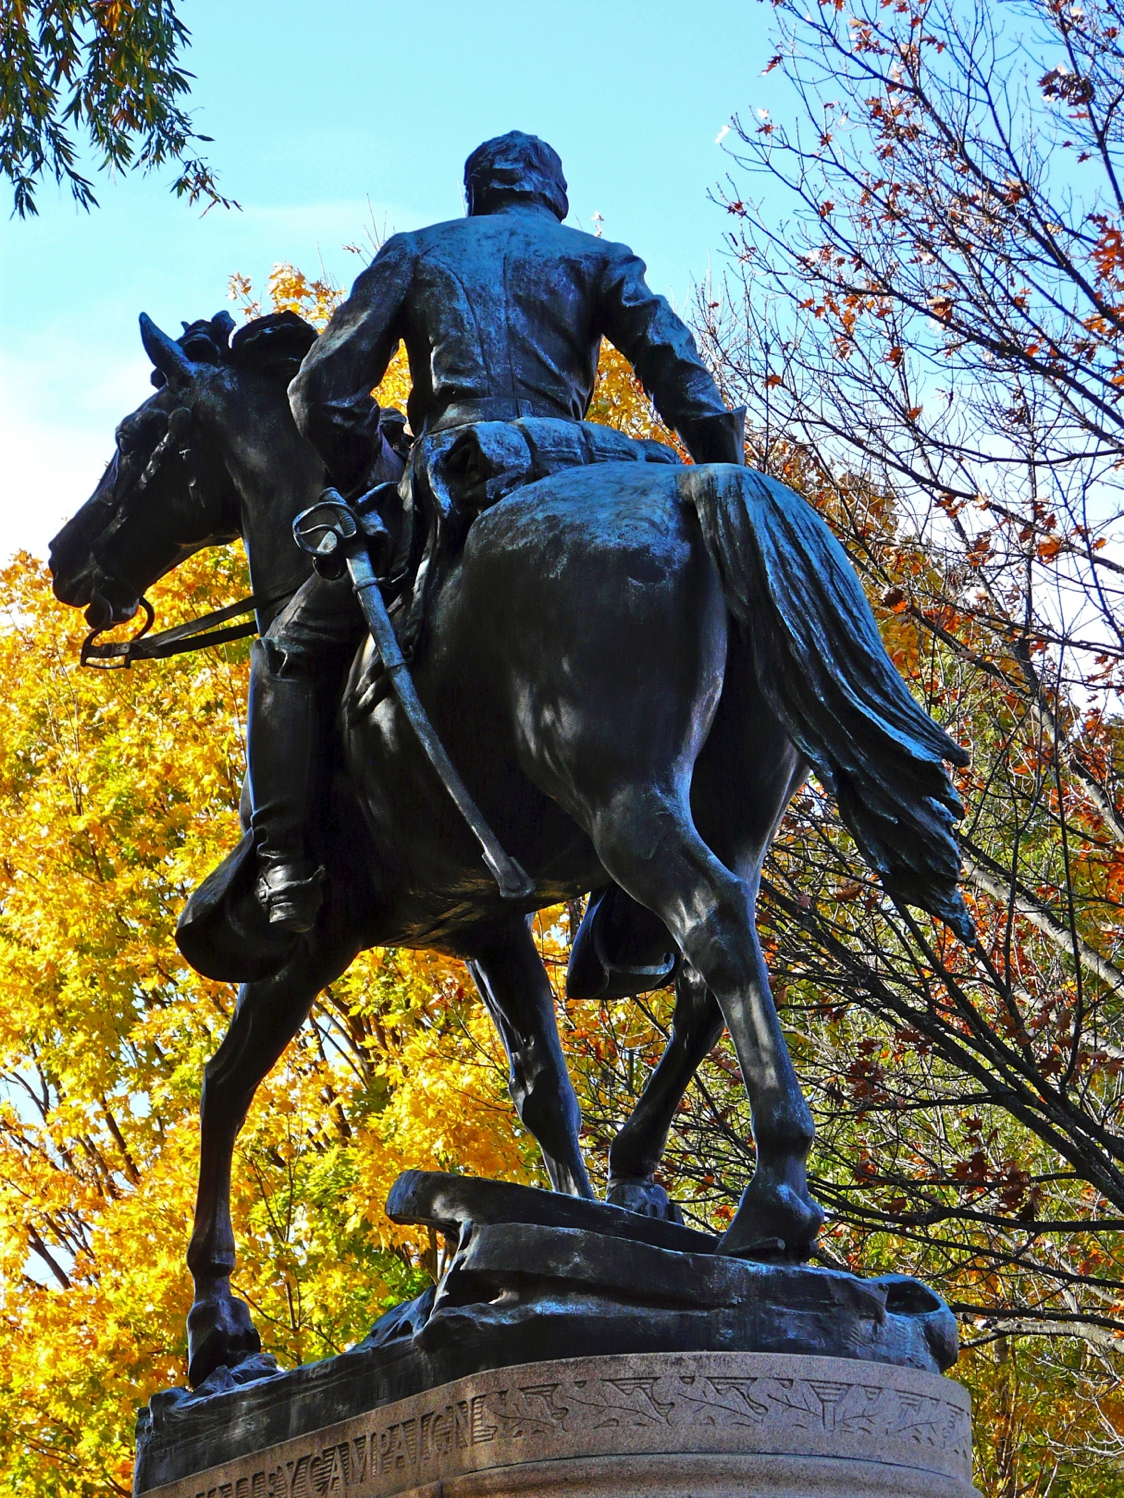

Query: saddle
[[348, 417, 682, 719], [431, 415, 680, 514]]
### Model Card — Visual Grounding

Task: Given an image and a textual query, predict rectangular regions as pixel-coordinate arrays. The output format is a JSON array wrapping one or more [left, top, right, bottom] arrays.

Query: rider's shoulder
[[379, 212, 646, 273], [367, 227, 428, 262], [593, 232, 648, 274], [357, 220, 470, 278], [399, 215, 475, 250]]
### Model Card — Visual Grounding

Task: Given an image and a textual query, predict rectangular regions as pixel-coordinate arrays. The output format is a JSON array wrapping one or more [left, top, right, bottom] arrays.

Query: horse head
[[49, 310, 322, 630]]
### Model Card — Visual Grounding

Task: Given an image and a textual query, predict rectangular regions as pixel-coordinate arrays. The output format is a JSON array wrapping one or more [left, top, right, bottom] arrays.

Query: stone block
[[137, 1350, 979, 1498]]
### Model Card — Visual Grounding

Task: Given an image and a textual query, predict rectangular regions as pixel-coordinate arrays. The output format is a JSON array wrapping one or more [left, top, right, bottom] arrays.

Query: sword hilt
[[293, 489, 393, 579]]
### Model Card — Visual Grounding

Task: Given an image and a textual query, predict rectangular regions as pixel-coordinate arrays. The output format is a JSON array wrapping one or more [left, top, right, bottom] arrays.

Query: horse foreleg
[[464, 916, 594, 1198], [606, 963, 723, 1219], [186, 928, 359, 1388]]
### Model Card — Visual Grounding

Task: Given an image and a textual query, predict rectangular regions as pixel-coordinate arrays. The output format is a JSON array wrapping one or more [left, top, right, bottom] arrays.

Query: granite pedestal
[[138, 1350, 978, 1498], [135, 1175, 977, 1498]]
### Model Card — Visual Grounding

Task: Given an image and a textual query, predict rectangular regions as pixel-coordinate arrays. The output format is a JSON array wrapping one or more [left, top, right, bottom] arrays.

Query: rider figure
[[252, 131, 743, 932]]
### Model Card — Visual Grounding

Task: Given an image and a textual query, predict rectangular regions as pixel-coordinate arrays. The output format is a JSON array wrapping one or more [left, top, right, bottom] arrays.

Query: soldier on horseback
[[253, 130, 745, 934], [51, 126, 973, 1377]]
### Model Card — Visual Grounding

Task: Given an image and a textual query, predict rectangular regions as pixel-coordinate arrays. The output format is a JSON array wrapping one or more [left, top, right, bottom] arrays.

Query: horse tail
[[680, 463, 974, 943]]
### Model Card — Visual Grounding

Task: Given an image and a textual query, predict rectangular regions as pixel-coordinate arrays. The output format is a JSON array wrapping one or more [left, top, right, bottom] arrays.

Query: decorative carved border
[[143, 1352, 973, 1498]]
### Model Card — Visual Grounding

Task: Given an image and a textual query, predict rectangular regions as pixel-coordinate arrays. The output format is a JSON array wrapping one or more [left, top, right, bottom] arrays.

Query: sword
[[293, 491, 535, 901]]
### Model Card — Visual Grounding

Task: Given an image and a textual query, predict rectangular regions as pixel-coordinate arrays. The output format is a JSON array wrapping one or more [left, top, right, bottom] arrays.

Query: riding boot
[[247, 639, 325, 933]]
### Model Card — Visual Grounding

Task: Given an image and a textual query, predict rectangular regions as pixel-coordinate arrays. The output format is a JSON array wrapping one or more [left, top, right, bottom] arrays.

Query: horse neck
[[226, 410, 324, 628]]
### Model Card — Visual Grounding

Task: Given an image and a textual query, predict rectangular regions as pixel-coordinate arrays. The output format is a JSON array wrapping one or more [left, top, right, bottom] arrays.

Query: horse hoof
[[717, 1178, 825, 1262], [187, 1290, 262, 1389], [606, 1177, 684, 1224]]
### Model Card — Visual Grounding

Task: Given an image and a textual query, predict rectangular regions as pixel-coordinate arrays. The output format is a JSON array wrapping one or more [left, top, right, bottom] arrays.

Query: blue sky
[[0, 0, 782, 558]]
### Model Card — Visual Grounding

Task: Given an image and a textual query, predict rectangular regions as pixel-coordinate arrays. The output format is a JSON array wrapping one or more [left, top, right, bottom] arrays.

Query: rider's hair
[[464, 132, 569, 222]]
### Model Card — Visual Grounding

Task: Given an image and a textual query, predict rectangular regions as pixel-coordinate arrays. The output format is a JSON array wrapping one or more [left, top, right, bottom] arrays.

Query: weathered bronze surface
[[48, 135, 971, 1420]]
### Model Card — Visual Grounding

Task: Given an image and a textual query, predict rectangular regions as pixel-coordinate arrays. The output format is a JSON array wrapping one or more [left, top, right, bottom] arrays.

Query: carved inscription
[[160, 1357, 973, 1498], [568, 1376, 674, 1429]]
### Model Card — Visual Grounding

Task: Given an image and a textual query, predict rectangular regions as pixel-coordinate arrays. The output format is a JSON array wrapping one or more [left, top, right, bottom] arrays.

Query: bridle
[[80, 398, 258, 669], [81, 595, 259, 669]]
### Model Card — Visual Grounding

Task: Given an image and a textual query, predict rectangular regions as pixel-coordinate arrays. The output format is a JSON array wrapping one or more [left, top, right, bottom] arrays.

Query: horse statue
[[49, 309, 971, 1389]]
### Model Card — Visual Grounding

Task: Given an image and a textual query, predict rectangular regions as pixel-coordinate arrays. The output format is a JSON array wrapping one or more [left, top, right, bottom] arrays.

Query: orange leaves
[[230, 263, 343, 334], [1089, 216, 1124, 289], [586, 342, 682, 450], [880, 610, 920, 672], [833, 879, 865, 899], [1039, 67, 1097, 107], [951, 1149, 989, 1184]]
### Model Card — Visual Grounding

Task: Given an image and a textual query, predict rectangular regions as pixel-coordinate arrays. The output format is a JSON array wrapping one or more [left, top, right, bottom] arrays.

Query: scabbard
[[345, 549, 534, 901]]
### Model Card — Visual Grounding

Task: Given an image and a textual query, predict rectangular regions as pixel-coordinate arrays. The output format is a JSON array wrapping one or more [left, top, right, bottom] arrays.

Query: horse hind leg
[[591, 785, 823, 1260], [464, 916, 594, 1199], [186, 922, 361, 1388], [606, 962, 723, 1219]]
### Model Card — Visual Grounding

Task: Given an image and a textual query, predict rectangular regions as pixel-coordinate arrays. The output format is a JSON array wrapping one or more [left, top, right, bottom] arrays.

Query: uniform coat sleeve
[[598, 245, 729, 439], [289, 234, 415, 491]]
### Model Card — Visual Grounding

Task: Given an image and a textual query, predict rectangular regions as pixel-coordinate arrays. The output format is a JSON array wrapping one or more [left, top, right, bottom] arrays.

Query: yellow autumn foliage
[[5, 257, 1108, 1498], [0, 264, 675, 1496], [0, 549, 545, 1495]]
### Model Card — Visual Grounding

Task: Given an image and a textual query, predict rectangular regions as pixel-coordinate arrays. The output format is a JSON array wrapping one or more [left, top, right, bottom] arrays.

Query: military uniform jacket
[[289, 201, 728, 492]]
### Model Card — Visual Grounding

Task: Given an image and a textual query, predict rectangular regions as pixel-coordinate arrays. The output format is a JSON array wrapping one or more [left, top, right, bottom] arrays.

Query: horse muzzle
[[49, 551, 141, 629]]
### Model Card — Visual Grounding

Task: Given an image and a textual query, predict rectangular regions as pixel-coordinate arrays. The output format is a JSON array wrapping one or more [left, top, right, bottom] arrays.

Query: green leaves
[[0, 1, 234, 217]]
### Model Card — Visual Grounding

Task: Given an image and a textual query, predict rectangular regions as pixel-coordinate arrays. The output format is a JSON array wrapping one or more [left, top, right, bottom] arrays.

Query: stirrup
[[255, 863, 325, 934]]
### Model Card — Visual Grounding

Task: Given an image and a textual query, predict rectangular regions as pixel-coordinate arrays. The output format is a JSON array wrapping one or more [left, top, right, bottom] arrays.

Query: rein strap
[[81, 597, 258, 669]]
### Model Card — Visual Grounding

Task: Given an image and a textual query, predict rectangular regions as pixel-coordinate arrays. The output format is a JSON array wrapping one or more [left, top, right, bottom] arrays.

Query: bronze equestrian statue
[[48, 132, 971, 1389]]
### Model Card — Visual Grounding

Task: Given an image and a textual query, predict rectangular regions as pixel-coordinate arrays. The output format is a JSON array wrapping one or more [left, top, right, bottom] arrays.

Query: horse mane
[[150, 310, 318, 388]]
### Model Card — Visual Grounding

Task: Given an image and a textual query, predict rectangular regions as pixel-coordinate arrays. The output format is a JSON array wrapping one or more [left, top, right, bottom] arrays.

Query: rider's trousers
[[248, 574, 365, 923], [247, 639, 322, 869], [247, 579, 363, 924], [262, 570, 366, 664]]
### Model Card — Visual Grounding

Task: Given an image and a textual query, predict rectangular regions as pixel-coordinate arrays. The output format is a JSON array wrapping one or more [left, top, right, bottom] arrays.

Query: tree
[[0, 1, 230, 218], [0, 262, 679, 1496], [0, 542, 550, 1496], [648, 0, 1124, 1485]]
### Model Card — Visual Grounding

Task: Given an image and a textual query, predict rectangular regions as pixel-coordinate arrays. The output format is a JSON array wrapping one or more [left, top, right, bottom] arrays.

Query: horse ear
[[139, 313, 195, 390]]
